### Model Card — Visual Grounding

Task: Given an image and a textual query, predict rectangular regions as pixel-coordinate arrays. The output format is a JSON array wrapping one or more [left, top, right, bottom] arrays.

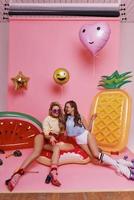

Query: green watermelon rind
[[0, 111, 42, 129]]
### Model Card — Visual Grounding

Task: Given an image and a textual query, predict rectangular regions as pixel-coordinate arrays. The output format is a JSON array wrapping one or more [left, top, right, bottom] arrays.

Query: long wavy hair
[[64, 100, 83, 127], [49, 102, 65, 133]]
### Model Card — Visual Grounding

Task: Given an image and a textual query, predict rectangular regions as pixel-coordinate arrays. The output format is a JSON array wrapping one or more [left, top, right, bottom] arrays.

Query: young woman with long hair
[[42, 102, 74, 186], [5, 102, 74, 191], [64, 100, 134, 181]]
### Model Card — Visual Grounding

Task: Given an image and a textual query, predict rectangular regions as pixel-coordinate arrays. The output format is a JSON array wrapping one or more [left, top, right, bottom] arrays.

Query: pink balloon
[[79, 22, 111, 55]]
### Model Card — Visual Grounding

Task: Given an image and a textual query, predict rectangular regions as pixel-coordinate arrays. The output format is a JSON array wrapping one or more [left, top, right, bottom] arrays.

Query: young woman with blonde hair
[[42, 101, 74, 186], [6, 102, 74, 191]]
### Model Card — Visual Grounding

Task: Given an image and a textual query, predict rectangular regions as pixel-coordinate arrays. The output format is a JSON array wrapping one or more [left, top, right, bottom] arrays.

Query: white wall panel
[[0, 23, 8, 110]]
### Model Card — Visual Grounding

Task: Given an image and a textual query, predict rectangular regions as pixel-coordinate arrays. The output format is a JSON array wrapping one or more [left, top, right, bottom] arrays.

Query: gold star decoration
[[11, 71, 30, 90]]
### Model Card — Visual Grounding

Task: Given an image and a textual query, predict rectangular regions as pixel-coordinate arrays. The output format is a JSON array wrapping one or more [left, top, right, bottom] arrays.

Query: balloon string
[[60, 85, 64, 99], [93, 55, 96, 77]]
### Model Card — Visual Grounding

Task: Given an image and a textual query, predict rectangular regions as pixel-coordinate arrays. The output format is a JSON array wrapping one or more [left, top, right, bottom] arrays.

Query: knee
[[53, 145, 60, 152], [89, 134, 96, 142]]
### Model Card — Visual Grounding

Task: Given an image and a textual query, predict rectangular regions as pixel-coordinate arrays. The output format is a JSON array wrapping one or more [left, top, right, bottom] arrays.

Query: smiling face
[[53, 68, 70, 85], [79, 22, 111, 55], [64, 103, 74, 115], [50, 105, 61, 118]]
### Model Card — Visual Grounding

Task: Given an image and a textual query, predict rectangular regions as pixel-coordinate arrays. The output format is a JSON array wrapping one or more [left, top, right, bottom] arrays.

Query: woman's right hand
[[50, 136, 57, 146], [90, 113, 97, 121]]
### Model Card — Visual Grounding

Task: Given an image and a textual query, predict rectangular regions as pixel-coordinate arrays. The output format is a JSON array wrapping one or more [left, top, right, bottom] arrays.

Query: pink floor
[[1, 148, 134, 193]]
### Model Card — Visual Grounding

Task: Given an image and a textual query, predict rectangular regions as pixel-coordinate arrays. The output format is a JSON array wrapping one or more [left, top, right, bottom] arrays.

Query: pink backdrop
[[8, 17, 120, 121]]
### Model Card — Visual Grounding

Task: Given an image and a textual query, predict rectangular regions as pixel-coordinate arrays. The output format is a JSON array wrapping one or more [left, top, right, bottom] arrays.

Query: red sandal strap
[[12, 169, 25, 177]]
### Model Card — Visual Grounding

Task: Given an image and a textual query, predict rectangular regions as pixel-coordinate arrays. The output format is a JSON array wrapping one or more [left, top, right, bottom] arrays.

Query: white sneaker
[[116, 158, 134, 168], [115, 163, 134, 180], [116, 163, 130, 178]]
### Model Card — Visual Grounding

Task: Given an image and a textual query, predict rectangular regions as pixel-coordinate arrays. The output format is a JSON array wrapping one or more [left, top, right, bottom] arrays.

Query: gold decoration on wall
[[53, 68, 70, 85], [11, 71, 30, 90]]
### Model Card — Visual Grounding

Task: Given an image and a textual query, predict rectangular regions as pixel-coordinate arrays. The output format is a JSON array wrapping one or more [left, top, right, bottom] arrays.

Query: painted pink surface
[[8, 18, 120, 121], [1, 148, 134, 193]]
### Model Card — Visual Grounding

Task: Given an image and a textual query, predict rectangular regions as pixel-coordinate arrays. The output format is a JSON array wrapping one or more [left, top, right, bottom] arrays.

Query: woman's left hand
[[50, 136, 57, 146]]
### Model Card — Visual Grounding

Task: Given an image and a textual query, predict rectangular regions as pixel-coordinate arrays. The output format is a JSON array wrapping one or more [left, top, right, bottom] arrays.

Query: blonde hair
[[49, 102, 65, 133]]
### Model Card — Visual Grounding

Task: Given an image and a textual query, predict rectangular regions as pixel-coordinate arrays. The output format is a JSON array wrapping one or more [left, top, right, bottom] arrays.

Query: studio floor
[[1, 148, 134, 193]]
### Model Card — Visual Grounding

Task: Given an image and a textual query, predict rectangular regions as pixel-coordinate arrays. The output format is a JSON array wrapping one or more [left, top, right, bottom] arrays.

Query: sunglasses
[[51, 109, 60, 114]]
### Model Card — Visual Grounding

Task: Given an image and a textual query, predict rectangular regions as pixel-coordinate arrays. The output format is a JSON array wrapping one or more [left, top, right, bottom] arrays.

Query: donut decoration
[[37, 142, 90, 166]]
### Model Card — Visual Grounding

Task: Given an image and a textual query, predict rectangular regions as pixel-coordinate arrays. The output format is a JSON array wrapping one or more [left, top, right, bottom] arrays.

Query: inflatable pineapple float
[[90, 70, 132, 153]]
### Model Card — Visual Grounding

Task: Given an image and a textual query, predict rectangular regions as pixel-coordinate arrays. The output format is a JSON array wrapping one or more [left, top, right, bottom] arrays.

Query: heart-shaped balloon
[[79, 22, 111, 55]]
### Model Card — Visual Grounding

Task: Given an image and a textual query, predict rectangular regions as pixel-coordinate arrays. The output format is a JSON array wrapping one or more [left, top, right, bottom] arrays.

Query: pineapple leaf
[[120, 71, 132, 78], [101, 71, 119, 80], [99, 77, 117, 85], [116, 80, 132, 88], [98, 70, 132, 89], [114, 75, 132, 84], [98, 83, 117, 89]]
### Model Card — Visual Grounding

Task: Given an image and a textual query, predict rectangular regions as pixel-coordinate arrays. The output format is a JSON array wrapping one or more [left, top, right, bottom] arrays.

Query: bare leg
[[87, 134, 100, 158], [79, 144, 93, 159], [78, 144, 100, 164], [20, 134, 44, 169], [57, 142, 74, 151], [44, 143, 74, 186], [44, 143, 74, 166], [87, 133, 133, 179], [5, 134, 44, 191]]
